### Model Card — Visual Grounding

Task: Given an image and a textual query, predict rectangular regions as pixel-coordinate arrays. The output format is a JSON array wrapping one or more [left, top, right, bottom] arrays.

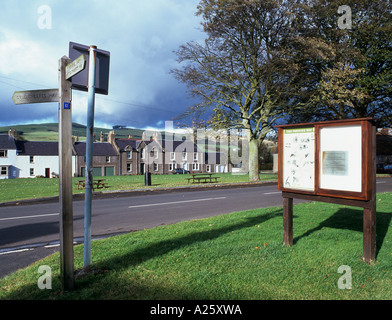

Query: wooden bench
[[187, 173, 220, 184], [76, 179, 109, 190]]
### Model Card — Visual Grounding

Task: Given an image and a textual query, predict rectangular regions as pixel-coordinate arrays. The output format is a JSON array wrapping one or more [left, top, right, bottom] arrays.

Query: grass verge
[[0, 173, 277, 203], [1, 192, 391, 300]]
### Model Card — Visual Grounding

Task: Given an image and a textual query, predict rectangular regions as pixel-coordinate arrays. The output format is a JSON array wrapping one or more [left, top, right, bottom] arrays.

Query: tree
[[172, 0, 299, 181], [287, 0, 392, 127]]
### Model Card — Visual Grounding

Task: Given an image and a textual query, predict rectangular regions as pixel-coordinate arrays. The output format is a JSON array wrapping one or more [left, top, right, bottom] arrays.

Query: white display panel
[[319, 125, 362, 192], [283, 127, 315, 191]]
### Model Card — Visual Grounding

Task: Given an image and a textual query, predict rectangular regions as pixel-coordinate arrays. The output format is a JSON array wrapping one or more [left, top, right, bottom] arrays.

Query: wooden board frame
[[276, 118, 376, 262], [277, 118, 374, 201]]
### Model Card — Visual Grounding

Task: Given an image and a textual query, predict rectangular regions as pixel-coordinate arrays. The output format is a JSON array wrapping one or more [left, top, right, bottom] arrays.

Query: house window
[[0, 166, 7, 176], [153, 148, 158, 159], [127, 163, 132, 172], [193, 153, 198, 161], [106, 156, 111, 163], [182, 152, 187, 161], [0, 150, 8, 158], [30, 156, 34, 164], [192, 163, 200, 171], [170, 152, 175, 161], [141, 148, 145, 159], [126, 151, 132, 159], [182, 163, 189, 170], [169, 163, 176, 171], [206, 165, 211, 173], [153, 163, 158, 171], [30, 168, 35, 176]]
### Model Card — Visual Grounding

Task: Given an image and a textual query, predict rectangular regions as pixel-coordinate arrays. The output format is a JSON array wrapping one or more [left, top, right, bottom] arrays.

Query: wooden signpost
[[65, 54, 86, 80], [12, 89, 58, 104], [277, 118, 376, 263], [12, 52, 87, 290]]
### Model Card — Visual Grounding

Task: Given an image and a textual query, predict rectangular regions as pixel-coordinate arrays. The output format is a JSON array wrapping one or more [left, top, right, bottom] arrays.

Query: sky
[[0, 0, 205, 130]]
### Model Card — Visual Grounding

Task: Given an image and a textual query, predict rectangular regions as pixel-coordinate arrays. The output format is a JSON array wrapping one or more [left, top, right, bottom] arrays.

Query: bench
[[187, 174, 220, 184], [76, 179, 109, 190]]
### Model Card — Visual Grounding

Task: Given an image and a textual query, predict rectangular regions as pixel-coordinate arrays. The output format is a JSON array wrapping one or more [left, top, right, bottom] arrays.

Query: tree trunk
[[248, 138, 260, 181]]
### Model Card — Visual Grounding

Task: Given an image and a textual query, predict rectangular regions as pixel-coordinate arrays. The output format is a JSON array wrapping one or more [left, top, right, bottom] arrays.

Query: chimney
[[100, 131, 104, 143], [108, 130, 116, 145]]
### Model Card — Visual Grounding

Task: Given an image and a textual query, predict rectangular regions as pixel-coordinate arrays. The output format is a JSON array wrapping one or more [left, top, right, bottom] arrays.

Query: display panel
[[319, 125, 362, 192], [282, 127, 315, 191], [277, 118, 374, 201]]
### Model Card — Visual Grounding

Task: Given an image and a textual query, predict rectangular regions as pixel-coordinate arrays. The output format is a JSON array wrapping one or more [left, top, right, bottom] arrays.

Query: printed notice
[[283, 127, 315, 191], [322, 151, 348, 176]]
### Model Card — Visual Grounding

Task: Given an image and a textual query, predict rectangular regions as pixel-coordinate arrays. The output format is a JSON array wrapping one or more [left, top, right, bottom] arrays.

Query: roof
[[115, 139, 140, 152], [0, 135, 17, 150], [74, 142, 118, 156], [16, 141, 61, 156]]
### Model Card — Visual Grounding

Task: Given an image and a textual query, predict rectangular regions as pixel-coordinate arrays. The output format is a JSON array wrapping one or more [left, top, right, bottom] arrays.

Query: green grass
[[1, 192, 392, 300], [0, 173, 277, 203]]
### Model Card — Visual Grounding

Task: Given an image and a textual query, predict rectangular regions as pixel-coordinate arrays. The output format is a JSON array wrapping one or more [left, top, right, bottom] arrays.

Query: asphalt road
[[1, 178, 391, 279]]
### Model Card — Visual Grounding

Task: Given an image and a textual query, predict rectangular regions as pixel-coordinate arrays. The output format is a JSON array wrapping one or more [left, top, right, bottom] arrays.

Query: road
[[1, 178, 391, 278]]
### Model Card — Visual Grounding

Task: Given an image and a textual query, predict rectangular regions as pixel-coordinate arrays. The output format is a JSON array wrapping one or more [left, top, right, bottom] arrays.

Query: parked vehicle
[[171, 168, 190, 174], [384, 164, 392, 173]]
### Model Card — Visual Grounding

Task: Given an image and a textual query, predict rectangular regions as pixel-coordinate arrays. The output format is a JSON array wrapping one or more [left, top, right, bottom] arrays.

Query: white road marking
[[376, 181, 386, 184], [0, 248, 33, 255], [128, 197, 226, 209], [0, 213, 59, 222], [263, 191, 281, 195], [44, 244, 60, 248]]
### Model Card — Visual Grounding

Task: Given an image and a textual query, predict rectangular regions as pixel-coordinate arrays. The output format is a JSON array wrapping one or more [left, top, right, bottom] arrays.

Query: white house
[[0, 134, 18, 179], [14, 140, 76, 178]]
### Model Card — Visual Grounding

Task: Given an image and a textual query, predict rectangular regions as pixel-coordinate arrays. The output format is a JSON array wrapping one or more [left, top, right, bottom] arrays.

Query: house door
[[45, 168, 50, 178]]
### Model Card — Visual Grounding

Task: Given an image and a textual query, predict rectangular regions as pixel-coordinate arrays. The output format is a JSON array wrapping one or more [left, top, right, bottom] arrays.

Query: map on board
[[283, 127, 315, 191]]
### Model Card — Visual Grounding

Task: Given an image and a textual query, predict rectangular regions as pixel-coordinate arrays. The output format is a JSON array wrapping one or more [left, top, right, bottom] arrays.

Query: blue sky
[[0, 0, 204, 130]]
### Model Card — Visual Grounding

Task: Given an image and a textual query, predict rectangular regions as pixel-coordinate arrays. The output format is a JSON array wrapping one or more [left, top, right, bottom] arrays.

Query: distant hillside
[[0, 123, 145, 141]]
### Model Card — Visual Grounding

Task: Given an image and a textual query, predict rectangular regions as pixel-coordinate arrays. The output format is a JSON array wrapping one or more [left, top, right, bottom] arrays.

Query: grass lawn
[[1, 192, 391, 300], [0, 173, 277, 203]]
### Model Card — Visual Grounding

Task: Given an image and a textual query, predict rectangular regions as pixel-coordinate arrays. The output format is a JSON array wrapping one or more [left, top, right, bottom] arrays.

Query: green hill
[[0, 123, 145, 141]]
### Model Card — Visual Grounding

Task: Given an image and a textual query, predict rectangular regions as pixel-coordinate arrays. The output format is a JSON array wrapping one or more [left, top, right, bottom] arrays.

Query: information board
[[277, 118, 374, 201]]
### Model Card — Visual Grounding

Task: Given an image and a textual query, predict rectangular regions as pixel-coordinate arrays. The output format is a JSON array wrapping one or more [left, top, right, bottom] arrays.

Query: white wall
[[14, 155, 76, 178], [0, 149, 17, 179]]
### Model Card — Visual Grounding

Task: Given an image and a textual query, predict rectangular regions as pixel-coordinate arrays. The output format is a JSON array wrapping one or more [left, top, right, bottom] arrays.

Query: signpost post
[[84, 46, 97, 267], [58, 56, 74, 290], [68, 42, 110, 268]]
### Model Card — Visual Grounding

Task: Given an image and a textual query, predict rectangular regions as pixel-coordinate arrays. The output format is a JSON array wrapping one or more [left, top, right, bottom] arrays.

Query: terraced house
[[0, 130, 231, 179]]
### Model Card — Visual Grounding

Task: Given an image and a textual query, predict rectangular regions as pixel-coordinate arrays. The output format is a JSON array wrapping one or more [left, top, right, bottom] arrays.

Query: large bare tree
[[172, 0, 298, 181]]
